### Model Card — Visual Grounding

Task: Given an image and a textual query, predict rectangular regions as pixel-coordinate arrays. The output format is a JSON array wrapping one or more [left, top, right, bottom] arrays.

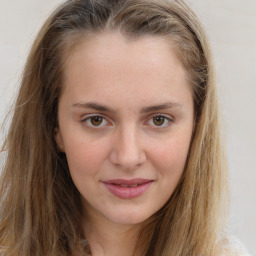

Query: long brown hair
[[0, 1, 228, 255]]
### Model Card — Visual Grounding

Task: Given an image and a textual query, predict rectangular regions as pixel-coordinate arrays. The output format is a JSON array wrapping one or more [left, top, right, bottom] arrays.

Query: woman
[[0, 0, 249, 255]]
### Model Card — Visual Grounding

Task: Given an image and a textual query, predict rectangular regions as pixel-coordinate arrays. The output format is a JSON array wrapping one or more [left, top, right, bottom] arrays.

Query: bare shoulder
[[219, 236, 252, 256]]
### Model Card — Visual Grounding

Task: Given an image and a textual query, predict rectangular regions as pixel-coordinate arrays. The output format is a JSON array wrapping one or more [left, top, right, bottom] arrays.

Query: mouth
[[102, 179, 154, 199]]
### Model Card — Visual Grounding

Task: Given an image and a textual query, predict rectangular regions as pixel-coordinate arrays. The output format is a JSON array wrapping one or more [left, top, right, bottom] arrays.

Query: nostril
[[109, 128, 147, 169], [109, 144, 146, 169]]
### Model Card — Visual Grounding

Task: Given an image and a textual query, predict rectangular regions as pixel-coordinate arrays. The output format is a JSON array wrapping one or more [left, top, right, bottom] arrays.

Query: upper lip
[[102, 178, 153, 185]]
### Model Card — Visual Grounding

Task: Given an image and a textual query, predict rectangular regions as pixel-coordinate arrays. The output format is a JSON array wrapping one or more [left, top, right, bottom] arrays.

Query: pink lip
[[102, 179, 153, 199]]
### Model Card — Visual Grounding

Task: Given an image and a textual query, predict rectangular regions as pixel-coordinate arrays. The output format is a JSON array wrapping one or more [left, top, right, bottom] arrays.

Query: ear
[[55, 127, 65, 152]]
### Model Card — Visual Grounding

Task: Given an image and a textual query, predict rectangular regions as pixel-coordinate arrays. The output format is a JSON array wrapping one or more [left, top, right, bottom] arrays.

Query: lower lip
[[103, 181, 153, 199]]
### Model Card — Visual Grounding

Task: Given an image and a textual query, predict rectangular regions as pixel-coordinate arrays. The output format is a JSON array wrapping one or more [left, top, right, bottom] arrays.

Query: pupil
[[153, 116, 164, 126], [91, 116, 103, 126]]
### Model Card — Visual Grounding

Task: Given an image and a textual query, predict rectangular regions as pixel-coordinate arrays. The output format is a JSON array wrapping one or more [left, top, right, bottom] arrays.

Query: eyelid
[[80, 113, 174, 129], [145, 113, 174, 128], [81, 113, 112, 128]]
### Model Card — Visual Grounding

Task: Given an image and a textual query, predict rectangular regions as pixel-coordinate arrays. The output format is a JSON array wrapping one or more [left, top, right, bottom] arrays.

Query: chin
[[104, 208, 153, 226]]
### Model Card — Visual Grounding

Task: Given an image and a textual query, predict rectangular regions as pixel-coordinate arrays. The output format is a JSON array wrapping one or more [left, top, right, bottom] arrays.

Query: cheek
[[64, 137, 110, 176], [150, 136, 191, 204], [151, 134, 191, 176]]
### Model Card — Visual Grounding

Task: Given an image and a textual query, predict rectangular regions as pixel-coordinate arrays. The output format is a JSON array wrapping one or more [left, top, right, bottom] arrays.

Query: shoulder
[[219, 236, 252, 256]]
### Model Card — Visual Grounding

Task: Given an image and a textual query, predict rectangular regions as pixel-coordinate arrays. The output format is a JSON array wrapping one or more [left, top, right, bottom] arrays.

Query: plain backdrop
[[0, 0, 255, 254]]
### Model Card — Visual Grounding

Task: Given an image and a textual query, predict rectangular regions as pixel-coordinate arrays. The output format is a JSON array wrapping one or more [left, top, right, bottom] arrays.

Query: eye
[[147, 115, 172, 128], [152, 116, 165, 126], [82, 115, 109, 128]]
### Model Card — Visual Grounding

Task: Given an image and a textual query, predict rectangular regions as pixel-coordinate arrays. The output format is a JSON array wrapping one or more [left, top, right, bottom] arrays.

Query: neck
[[83, 210, 142, 256]]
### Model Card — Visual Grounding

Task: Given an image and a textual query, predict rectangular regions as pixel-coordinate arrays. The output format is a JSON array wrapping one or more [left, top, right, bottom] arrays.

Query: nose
[[109, 125, 147, 170]]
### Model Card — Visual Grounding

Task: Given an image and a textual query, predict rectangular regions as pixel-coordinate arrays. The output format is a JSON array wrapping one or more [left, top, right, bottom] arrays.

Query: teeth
[[120, 184, 129, 187], [118, 184, 138, 187]]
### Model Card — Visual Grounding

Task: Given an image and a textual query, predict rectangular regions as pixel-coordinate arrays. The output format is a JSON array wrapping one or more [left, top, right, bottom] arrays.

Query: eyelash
[[81, 114, 173, 130], [146, 114, 173, 129], [81, 114, 110, 128]]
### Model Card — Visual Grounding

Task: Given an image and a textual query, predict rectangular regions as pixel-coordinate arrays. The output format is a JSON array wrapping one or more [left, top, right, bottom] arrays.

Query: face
[[56, 32, 194, 226]]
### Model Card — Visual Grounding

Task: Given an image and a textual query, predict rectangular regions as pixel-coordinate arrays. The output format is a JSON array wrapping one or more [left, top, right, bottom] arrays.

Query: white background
[[0, 0, 255, 254]]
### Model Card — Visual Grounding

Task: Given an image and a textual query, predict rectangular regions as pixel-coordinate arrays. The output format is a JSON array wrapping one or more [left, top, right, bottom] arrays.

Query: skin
[[56, 31, 194, 256]]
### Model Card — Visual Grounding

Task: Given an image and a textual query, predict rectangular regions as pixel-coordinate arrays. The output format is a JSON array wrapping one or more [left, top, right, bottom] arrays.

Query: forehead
[[61, 31, 191, 106]]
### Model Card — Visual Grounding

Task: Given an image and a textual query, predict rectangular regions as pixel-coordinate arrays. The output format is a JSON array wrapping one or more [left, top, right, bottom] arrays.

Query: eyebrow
[[140, 102, 182, 113], [72, 102, 115, 113], [72, 101, 182, 113]]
